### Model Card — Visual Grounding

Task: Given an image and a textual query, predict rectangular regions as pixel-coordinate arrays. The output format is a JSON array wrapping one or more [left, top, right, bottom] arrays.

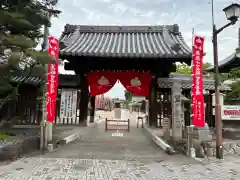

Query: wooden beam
[[89, 96, 95, 123], [65, 56, 176, 73], [79, 75, 89, 126]]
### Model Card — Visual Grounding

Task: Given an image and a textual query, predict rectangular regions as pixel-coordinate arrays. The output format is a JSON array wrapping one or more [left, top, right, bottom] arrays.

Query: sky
[[52, 0, 240, 99]]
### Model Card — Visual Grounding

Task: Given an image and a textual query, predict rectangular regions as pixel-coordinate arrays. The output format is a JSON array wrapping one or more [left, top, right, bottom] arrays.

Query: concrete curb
[[62, 133, 80, 144], [143, 123, 175, 155]]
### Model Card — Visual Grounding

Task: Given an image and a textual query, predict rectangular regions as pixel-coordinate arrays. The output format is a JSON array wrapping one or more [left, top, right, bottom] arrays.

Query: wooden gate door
[[156, 88, 172, 128]]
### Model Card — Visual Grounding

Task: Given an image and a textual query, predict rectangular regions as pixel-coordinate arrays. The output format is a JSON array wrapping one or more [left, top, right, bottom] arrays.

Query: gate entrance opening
[[59, 24, 192, 140]]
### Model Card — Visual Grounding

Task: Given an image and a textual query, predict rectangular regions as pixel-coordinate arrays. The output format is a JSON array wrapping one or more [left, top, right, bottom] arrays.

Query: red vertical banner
[[192, 35, 205, 127], [47, 36, 59, 123]]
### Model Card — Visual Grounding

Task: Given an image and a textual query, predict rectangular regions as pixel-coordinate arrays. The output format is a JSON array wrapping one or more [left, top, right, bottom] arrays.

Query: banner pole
[[191, 28, 194, 125], [191, 28, 194, 66], [40, 22, 49, 153]]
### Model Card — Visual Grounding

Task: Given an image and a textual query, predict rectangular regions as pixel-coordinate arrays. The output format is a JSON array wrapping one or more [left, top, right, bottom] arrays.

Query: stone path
[[43, 109, 171, 162], [1, 156, 240, 179], [1, 110, 240, 179]]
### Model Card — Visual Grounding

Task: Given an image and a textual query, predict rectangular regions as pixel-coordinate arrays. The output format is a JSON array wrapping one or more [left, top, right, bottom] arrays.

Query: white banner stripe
[[59, 89, 78, 124]]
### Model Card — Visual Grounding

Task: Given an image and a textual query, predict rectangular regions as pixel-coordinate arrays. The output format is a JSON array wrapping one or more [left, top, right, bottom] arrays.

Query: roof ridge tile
[[60, 24, 191, 62], [62, 24, 180, 34]]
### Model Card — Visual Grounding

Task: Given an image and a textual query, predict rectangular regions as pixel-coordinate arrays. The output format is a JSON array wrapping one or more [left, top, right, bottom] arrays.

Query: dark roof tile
[[11, 76, 42, 85], [10, 74, 80, 87], [157, 74, 230, 91], [206, 50, 240, 73], [60, 24, 191, 61]]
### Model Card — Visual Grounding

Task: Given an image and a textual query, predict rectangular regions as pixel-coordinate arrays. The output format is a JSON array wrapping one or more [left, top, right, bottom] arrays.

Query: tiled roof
[[11, 76, 43, 85], [206, 50, 240, 73], [206, 29, 240, 72], [10, 74, 80, 87], [157, 74, 230, 91], [60, 24, 192, 61]]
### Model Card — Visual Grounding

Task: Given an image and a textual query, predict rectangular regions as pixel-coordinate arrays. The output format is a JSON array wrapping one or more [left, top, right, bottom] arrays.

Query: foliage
[[225, 80, 240, 100], [124, 90, 133, 101], [218, 73, 230, 81], [175, 62, 212, 74], [123, 99, 131, 105], [0, 132, 21, 141], [216, 68, 240, 82], [0, 0, 60, 100], [228, 67, 240, 79], [223, 68, 240, 101], [0, 132, 9, 140], [202, 62, 212, 70], [174, 63, 240, 101], [175, 63, 191, 74]]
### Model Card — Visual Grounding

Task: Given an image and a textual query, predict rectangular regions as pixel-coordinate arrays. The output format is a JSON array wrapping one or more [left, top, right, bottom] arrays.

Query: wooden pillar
[[54, 96, 60, 124], [89, 96, 95, 123], [148, 80, 153, 126], [209, 91, 214, 127], [149, 76, 157, 127], [205, 91, 210, 126], [79, 75, 89, 126], [183, 90, 191, 126]]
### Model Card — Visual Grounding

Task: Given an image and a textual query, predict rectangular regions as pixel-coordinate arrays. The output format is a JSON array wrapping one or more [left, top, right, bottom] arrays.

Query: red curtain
[[87, 71, 118, 96], [118, 71, 152, 96]]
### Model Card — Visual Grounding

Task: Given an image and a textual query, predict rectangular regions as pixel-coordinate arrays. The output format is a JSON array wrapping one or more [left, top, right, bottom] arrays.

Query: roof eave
[[60, 53, 191, 62], [205, 50, 240, 73], [59, 24, 192, 64]]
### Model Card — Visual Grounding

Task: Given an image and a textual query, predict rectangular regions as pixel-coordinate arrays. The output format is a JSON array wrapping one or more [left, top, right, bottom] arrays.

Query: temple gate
[[59, 24, 192, 140]]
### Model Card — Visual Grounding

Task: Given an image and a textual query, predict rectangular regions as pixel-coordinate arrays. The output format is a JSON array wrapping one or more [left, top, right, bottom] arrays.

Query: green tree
[[175, 62, 212, 74], [202, 62, 212, 70], [225, 81, 240, 100], [0, 0, 60, 101], [223, 67, 240, 101], [176, 63, 192, 74], [228, 67, 240, 79], [124, 90, 133, 101]]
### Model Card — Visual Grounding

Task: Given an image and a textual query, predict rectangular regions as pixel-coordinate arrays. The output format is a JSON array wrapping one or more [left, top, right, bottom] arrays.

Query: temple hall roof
[[60, 24, 192, 63], [158, 74, 230, 91], [206, 49, 240, 73], [11, 73, 80, 87], [206, 28, 240, 73]]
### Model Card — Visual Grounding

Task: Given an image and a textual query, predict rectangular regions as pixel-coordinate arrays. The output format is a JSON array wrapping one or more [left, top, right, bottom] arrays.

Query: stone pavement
[[1, 110, 240, 179], [42, 109, 170, 161], [1, 155, 240, 180], [52, 110, 111, 144]]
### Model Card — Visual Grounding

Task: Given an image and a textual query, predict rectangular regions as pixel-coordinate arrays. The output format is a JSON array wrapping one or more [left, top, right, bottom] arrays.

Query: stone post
[[46, 122, 53, 142], [114, 108, 121, 119], [163, 117, 171, 140], [114, 102, 121, 119], [186, 125, 194, 157], [171, 81, 182, 140]]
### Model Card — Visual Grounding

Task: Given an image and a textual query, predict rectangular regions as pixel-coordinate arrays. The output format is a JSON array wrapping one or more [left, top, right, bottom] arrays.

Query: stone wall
[[0, 136, 40, 161]]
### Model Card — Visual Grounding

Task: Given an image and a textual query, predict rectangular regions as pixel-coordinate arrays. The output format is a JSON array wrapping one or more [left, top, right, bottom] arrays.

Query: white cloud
[[50, 0, 240, 98]]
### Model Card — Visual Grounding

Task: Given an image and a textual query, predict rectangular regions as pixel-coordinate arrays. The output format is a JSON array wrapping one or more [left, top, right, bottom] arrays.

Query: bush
[[0, 133, 8, 140]]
